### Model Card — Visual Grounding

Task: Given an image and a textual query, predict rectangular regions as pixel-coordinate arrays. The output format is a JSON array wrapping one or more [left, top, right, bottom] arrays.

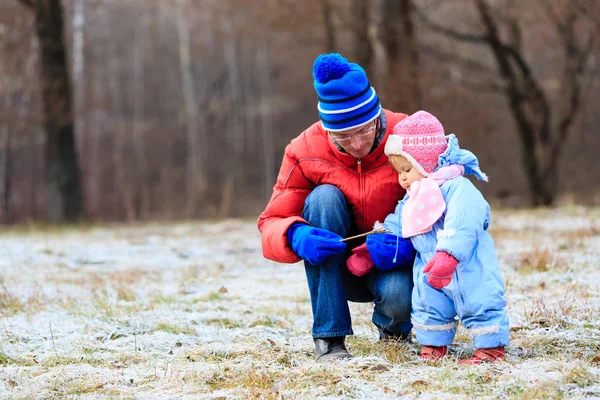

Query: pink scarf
[[402, 165, 464, 238]]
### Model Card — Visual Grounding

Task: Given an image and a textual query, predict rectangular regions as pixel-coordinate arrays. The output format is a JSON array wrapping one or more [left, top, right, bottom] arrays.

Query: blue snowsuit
[[383, 135, 509, 348]]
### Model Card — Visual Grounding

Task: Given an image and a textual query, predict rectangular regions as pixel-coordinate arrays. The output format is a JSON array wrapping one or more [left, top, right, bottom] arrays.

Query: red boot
[[459, 346, 505, 364], [420, 345, 447, 360]]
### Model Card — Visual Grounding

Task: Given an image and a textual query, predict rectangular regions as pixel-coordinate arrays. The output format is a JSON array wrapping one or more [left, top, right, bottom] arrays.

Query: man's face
[[329, 121, 377, 159]]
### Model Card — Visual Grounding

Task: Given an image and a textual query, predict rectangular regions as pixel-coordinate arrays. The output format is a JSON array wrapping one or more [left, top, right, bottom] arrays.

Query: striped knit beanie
[[313, 53, 381, 132]]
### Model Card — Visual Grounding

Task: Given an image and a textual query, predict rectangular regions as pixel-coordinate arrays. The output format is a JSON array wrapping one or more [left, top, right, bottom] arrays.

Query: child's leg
[[463, 308, 509, 349], [454, 240, 510, 349], [412, 268, 458, 347]]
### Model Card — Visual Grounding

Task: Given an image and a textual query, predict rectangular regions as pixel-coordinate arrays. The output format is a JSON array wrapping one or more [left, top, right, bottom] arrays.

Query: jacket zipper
[[358, 159, 364, 230], [453, 266, 466, 308]]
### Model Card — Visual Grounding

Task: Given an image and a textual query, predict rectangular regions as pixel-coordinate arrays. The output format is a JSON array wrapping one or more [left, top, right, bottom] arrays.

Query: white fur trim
[[437, 228, 456, 240], [385, 136, 431, 176], [318, 88, 377, 114], [411, 319, 458, 331], [465, 325, 500, 336], [384, 135, 404, 155], [324, 108, 382, 132], [474, 167, 489, 182]]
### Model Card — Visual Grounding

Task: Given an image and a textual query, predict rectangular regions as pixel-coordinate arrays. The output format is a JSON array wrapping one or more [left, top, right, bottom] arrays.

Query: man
[[258, 53, 416, 361]]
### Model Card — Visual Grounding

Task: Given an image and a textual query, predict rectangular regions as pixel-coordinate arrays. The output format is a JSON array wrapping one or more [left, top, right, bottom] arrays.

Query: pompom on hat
[[384, 110, 448, 176], [313, 53, 381, 132]]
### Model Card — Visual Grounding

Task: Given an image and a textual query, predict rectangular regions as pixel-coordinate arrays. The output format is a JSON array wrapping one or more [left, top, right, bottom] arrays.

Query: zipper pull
[[357, 160, 362, 174]]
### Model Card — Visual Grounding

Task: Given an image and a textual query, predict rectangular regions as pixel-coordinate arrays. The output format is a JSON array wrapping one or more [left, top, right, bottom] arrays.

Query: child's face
[[390, 156, 426, 190]]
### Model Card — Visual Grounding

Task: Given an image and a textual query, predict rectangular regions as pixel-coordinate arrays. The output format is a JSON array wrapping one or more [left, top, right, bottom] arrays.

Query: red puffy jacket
[[258, 109, 408, 263]]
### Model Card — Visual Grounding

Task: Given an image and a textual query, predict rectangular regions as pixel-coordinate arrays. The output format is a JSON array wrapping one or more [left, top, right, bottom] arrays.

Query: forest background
[[1, 0, 599, 224]]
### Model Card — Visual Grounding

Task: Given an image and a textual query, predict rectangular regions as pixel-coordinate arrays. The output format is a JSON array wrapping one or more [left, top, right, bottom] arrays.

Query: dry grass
[[516, 248, 564, 273], [0, 209, 599, 398]]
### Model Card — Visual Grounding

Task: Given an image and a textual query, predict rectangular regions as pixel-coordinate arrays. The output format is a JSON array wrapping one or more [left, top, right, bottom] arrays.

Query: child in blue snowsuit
[[369, 110, 509, 363]]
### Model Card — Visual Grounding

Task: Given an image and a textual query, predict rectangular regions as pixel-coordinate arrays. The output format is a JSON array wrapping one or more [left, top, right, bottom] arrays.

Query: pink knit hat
[[384, 110, 448, 176]]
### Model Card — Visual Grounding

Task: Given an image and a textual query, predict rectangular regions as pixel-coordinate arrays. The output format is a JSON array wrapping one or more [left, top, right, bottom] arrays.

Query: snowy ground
[[0, 208, 599, 399]]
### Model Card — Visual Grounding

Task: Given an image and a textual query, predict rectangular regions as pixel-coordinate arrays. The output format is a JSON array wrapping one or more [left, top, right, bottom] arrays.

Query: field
[[0, 208, 599, 399]]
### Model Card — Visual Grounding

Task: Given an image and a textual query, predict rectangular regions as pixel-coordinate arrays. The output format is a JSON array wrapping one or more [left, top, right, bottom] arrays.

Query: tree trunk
[[33, 0, 83, 222], [321, 0, 336, 52], [519, 134, 554, 206], [107, 25, 133, 221], [72, 0, 87, 213], [0, 14, 12, 224], [132, 19, 150, 219], [0, 31, 13, 223], [222, 18, 243, 217], [474, 0, 555, 205], [399, 0, 422, 110], [176, 0, 205, 218], [381, 0, 421, 112], [0, 125, 10, 224], [256, 39, 275, 200], [351, 0, 373, 77]]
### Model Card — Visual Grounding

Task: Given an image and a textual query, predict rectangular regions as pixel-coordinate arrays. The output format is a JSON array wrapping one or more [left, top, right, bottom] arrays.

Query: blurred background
[[1, 0, 599, 224]]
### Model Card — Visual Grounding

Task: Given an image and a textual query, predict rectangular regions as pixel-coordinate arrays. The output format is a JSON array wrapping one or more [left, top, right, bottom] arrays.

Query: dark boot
[[313, 337, 352, 361], [378, 327, 411, 342]]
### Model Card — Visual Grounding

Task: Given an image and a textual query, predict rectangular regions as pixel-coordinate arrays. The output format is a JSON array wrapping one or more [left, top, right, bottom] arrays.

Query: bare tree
[[72, 0, 86, 213], [221, 16, 243, 217], [176, 0, 206, 217], [348, 0, 374, 78], [16, 0, 83, 222], [0, 19, 13, 223], [256, 39, 275, 199], [0, 90, 11, 223], [380, 0, 422, 112], [321, 0, 337, 52], [106, 14, 134, 221], [418, 0, 596, 206], [131, 18, 151, 218]]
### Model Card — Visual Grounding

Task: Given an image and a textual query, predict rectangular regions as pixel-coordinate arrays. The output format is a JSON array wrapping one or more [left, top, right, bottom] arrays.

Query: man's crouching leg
[[302, 185, 353, 361], [367, 268, 414, 342]]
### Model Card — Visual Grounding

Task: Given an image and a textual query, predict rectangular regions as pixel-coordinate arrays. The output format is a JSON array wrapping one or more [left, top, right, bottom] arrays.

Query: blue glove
[[366, 233, 416, 270], [287, 223, 346, 265]]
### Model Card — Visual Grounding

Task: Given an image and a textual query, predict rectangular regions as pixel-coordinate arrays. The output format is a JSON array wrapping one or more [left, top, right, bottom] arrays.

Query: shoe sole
[[315, 353, 353, 361]]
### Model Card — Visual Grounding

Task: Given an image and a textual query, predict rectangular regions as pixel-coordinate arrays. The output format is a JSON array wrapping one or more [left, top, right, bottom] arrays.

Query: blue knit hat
[[313, 53, 381, 132]]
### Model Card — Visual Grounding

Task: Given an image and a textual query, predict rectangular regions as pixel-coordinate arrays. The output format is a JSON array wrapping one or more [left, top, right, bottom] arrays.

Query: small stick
[[49, 322, 61, 364], [340, 228, 390, 242]]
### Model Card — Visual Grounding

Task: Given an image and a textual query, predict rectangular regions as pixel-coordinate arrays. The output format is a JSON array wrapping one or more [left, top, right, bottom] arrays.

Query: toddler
[[354, 110, 510, 364]]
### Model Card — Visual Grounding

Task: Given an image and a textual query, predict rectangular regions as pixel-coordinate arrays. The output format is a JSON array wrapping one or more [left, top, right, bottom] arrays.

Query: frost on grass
[[0, 209, 599, 399]]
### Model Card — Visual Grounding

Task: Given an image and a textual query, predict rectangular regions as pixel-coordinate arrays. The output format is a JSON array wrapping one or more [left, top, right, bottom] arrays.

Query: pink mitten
[[346, 243, 374, 277], [422, 251, 459, 289]]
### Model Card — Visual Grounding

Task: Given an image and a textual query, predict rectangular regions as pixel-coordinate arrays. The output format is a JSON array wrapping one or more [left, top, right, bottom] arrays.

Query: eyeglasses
[[329, 122, 377, 144]]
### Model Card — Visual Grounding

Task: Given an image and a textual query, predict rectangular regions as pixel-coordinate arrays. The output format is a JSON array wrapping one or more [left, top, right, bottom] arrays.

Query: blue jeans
[[302, 185, 413, 339]]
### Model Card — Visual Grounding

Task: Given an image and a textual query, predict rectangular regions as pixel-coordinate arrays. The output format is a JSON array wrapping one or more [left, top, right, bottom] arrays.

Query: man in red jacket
[[258, 53, 416, 361]]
